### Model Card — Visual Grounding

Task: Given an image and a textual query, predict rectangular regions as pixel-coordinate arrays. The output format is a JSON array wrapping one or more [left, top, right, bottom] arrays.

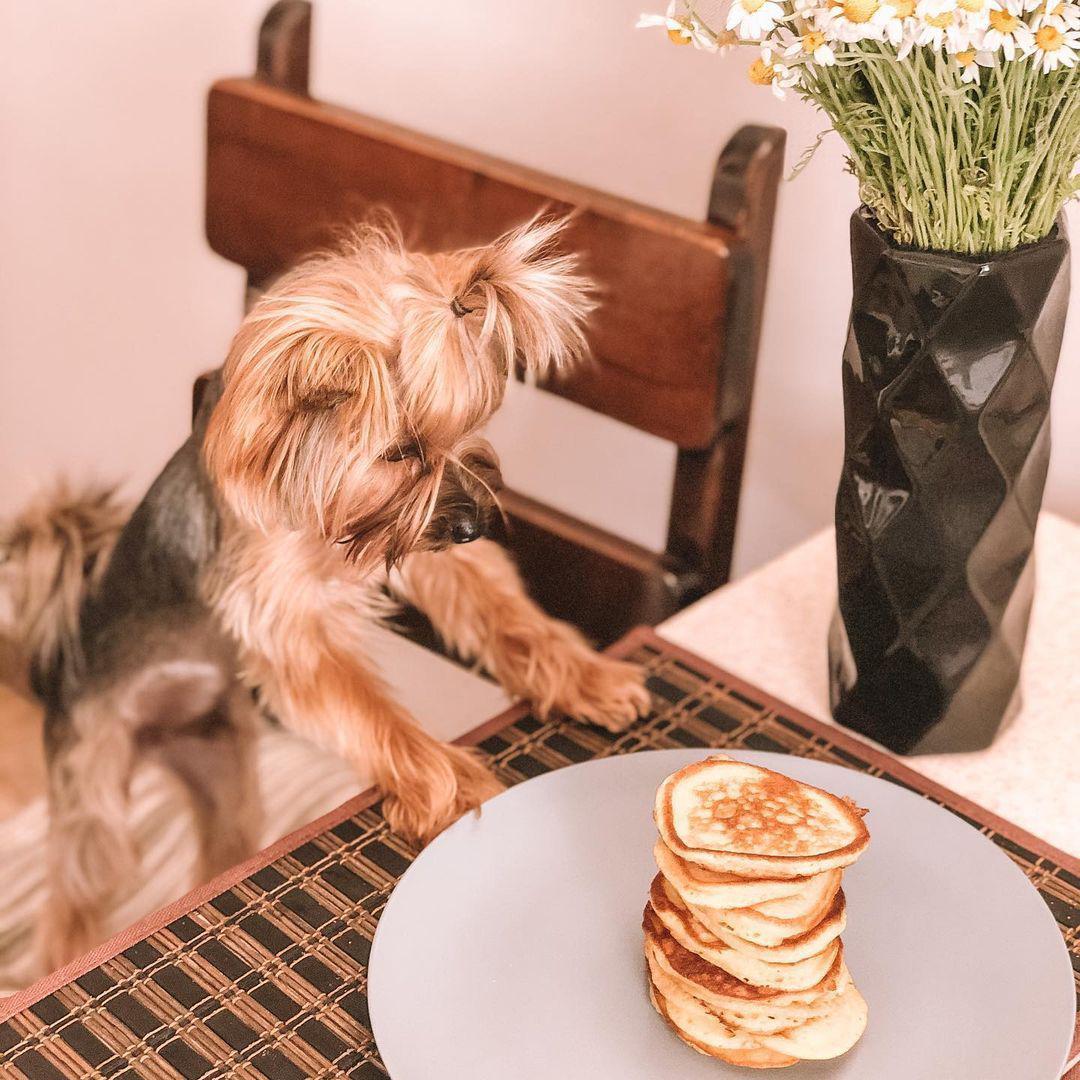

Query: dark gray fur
[[35, 374, 227, 736]]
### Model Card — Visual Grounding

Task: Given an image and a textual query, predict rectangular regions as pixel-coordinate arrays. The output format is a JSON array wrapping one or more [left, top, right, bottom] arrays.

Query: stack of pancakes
[[644, 755, 870, 1069]]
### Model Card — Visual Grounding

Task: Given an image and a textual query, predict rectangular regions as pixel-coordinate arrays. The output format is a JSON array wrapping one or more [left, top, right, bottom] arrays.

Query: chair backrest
[[205, 0, 785, 644]]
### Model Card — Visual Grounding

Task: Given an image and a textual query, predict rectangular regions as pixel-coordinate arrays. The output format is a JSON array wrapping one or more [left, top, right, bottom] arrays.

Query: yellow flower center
[[926, 12, 954, 27], [667, 23, 692, 44], [893, 0, 917, 17], [958, 0, 987, 12], [989, 8, 1020, 30], [1036, 23, 1065, 47], [742, 0, 770, 13], [803, 29, 827, 49], [956, 48, 977, 63], [843, 0, 881, 22], [749, 57, 777, 83]]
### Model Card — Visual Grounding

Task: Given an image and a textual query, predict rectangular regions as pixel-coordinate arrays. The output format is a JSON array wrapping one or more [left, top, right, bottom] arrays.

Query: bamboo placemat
[[1, 626, 1076, 1079]]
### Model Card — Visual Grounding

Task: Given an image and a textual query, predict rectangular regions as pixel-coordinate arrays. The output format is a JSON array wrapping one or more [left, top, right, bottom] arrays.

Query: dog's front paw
[[382, 744, 504, 845], [550, 652, 652, 733]]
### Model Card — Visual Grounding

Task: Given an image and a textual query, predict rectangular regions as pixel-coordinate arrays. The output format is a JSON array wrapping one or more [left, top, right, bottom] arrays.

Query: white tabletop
[[659, 512, 1080, 857]]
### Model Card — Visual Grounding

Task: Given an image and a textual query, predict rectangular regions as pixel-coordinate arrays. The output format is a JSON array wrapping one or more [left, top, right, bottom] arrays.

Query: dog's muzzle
[[450, 516, 484, 544], [432, 447, 503, 548]]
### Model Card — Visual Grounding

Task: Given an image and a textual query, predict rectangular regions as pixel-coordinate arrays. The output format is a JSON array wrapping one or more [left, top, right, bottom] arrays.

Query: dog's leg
[[247, 648, 501, 844], [393, 540, 651, 732], [153, 684, 262, 882], [211, 532, 501, 844], [40, 657, 246, 969], [40, 697, 138, 970]]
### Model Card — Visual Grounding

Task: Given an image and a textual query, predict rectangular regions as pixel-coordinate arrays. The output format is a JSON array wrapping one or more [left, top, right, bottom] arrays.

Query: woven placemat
[[2, 626, 1077, 1079]]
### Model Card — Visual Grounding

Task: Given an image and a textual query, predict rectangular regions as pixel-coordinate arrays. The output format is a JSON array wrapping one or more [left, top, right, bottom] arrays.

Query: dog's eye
[[383, 440, 424, 463]]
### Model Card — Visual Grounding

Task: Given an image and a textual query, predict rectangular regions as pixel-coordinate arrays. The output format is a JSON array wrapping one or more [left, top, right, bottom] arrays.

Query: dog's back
[[35, 373, 226, 716]]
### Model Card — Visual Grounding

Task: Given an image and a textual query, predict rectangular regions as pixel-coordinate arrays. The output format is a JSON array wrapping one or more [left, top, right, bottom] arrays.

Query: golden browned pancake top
[[654, 757, 870, 880], [659, 757, 869, 858]]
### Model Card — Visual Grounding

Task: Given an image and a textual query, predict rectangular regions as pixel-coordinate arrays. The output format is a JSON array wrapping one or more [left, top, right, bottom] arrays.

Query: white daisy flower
[[884, 0, 919, 45], [1025, 21, 1080, 67], [955, 0, 994, 30], [1031, 0, 1080, 28], [914, 9, 968, 48], [980, 0, 1035, 56], [783, 26, 840, 64], [916, 0, 957, 15], [748, 48, 801, 97], [954, 46, 996, 79], [727, 0, 787, 40], [949, 20, 979, 45], [636, 2, 724, 49], [824, 0, 898, 41]]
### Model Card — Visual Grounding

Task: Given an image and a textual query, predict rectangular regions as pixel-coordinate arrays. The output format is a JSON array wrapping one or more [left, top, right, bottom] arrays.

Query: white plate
[[368, 749, 1075, 1079]]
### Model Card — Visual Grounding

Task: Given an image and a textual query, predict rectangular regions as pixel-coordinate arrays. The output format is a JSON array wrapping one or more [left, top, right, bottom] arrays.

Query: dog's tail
[[0, 480, 128, 697]]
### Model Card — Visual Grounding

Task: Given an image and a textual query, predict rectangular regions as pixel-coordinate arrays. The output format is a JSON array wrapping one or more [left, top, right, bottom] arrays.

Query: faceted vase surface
[[829, 209, 1069, 754]]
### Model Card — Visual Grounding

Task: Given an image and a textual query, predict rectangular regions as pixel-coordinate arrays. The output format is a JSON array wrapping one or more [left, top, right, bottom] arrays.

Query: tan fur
[[40, 639, 261, 969], [202, 215, 648, 843], [203, 525, 502, 841], [203, 215, 593, 565], [393, 540, 652, 731], [33, 216, 649, 970], [0, 481, 127, 696], [40, 692, 139, 968]]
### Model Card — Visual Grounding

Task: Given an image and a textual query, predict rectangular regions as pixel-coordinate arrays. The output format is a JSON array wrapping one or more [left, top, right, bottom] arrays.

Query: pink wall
[[2, 0, 1077, 575]]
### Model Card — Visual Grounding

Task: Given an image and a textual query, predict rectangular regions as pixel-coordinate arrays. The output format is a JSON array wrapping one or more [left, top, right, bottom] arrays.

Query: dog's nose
[[450, 518, 483, 544]]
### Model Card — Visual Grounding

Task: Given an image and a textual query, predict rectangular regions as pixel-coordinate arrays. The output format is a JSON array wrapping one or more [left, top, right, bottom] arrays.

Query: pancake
[[648, 983, 799, 1069], [643, 906, 847, 1022], [653, 839, 818, 909], [691, 872, 842, 947], [649, 937, 866, 1061], [647, 961, 759, 1051], [648, 875, 840, 992], [747, 867, 842, 920], [758, 984, 868, 1059], [716, 1007, 805, 1035], [690, 890, 847, 963], [655, 755, 869, 878]]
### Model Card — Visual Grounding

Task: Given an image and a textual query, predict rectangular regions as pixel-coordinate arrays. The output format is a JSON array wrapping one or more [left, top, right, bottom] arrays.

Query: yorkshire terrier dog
[[9, 216, 650, 968]]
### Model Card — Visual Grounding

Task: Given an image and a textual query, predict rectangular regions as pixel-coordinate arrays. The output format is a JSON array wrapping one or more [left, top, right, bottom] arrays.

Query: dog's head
[[203, 215, 593, 571]]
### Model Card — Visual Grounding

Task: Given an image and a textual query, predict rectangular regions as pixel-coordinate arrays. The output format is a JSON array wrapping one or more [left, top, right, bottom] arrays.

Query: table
[[1, 629, 1075, 1079], [661, 512, 1080, 857]]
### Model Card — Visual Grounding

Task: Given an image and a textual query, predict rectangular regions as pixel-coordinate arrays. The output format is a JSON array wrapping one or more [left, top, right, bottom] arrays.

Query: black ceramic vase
[[828, 209, 1070, 755]]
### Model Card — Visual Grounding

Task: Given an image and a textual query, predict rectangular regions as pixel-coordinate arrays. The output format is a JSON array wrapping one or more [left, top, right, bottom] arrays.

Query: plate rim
[[368, 748, 1076, 1078]]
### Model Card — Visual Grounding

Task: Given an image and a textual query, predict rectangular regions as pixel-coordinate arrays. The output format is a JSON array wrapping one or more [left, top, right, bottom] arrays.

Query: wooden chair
[[204, 0, 785, 646]]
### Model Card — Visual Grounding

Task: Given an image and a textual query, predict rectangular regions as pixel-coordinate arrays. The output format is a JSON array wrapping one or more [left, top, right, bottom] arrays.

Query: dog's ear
[[384, 214, 596, 446], [450, 214, 595, 378], [202, 261, 400, 538]]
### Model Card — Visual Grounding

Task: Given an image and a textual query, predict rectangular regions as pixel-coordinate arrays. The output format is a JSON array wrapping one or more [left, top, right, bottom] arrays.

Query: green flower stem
[[796, 46, 1080, 253]]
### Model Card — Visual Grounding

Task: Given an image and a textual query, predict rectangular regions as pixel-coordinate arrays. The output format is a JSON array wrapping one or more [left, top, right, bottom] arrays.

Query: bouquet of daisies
[[639, 0, 1080, 252]]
